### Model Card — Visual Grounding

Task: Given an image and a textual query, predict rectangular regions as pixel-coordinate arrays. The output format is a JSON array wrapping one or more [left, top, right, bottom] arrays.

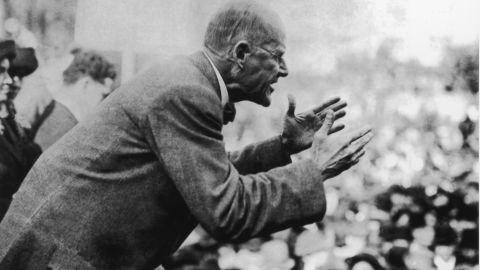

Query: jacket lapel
[[189, 51, 236, 124]]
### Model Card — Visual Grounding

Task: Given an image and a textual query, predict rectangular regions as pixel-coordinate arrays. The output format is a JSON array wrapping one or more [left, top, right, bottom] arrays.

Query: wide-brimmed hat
[[9, 47, 38, 78]]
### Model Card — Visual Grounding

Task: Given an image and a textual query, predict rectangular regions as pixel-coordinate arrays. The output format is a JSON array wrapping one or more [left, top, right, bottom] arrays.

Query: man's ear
[[232, 40, 251, 69]]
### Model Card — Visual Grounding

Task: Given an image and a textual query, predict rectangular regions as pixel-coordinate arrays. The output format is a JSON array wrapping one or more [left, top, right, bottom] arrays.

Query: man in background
[[33, 50, 116, 150]]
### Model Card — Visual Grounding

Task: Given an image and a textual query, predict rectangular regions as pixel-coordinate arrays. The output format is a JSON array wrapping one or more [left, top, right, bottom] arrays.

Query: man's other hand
[[281, 94, 346, 155], [311, 110, 373, 180]]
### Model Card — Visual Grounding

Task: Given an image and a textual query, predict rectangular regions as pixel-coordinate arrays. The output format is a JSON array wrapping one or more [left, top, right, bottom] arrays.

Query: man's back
[[0, 54, 225, 269]]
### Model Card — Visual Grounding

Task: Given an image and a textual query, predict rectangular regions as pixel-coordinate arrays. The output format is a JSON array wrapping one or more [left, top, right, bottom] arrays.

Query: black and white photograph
[[0, 0, 478, 269]]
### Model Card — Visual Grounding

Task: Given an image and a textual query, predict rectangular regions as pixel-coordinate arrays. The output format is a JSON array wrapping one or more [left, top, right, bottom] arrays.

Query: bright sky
[[76, 0, 479, 71]]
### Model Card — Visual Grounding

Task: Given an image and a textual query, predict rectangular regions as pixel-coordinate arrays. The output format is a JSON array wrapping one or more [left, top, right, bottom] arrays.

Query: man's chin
[[251, 87, 274, 107], [250, 94, 272, 107]]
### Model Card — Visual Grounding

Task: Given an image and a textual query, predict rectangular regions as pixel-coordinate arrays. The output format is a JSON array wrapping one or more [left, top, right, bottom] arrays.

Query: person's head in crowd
[[0, 40, 16, 108], [406, 186, 430, 214], [412, 219, 435, 248], [454, 183, 478, 232], [462, 182, 479, 205], [379, 225, 412, 255], [8, 46, 38, 91], [425, 210, 438, 227], [57, 49, 116, 120], [385, 246, 410, 270], [412, 226, 435, 247], [259, 239, 295, 270], [391, 208, 426, 228], [389, 185, 412, 209], [391, 209, 410, 227], [456, 227, 479, 267], [345, 253, 385, 270], [432, 225, 457, 261], [430, 188, 456, 223], [203, 1, 288, 107], [455, 202, 478, 231]]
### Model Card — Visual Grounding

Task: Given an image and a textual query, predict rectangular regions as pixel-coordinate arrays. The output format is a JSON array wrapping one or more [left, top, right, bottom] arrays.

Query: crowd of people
[[0, 1, 478, 270], [163, 145, 478, 270]]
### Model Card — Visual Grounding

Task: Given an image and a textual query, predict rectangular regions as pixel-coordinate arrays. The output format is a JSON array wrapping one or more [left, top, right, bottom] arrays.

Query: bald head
[[204, 1, 285, 55]]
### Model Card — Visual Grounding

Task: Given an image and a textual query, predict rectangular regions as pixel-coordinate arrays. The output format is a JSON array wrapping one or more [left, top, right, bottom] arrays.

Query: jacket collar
[[189, 51, 222, 104], [188, 51, 236, 124], [202, 51, 229, 108]]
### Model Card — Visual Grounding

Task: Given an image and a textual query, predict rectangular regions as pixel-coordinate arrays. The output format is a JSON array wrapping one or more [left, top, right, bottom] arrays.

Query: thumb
[[317, 109, 334, 137], [287, 94, 296, 117]]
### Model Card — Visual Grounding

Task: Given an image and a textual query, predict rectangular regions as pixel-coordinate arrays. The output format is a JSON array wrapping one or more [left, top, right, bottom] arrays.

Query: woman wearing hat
[[0, 39, 41, 221]]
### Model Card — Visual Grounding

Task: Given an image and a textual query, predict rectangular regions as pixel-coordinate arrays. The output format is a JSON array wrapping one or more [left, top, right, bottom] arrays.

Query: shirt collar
[[203, 51, 229, 108]]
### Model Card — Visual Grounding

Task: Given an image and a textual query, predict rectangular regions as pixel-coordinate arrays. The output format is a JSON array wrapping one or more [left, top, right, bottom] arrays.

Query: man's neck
[[203, 49, 246, 103]]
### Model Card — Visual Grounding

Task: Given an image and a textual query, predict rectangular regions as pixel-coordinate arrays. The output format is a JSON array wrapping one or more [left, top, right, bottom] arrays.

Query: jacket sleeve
[[228, 136, 292, 175], [144, 85, 327, 242]]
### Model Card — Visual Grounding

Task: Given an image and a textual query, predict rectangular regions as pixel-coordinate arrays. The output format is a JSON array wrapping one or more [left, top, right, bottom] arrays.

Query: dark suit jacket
[[0, 52, 327, 270]]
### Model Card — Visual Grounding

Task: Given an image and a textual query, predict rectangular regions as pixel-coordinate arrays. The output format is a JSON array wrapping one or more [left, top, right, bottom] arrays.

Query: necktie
[[223, 102, 236, 124]]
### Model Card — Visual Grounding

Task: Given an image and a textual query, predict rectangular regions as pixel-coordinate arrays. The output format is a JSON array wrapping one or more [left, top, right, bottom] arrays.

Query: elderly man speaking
[[0, 1, 372, 269]]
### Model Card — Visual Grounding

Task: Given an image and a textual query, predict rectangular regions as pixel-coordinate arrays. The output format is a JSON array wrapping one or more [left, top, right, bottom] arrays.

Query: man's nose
[[278, 59, 288, 78]]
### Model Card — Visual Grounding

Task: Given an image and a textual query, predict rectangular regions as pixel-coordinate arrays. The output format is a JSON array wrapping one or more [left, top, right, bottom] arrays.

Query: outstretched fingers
[[350, 131, 373, 150], [287, 94, 296, 117], [312, 97, 341, 114], [316, 110, 335, 138], [328, 124, 345, 135], [334, 110, 346, 120], [348, 128, 373, 144]]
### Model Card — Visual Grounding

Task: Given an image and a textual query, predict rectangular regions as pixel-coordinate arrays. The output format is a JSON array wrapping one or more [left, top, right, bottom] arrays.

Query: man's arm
[[228, 95, 347, 175], [227, 135, 291, 175], [145, 85, 328, 242]]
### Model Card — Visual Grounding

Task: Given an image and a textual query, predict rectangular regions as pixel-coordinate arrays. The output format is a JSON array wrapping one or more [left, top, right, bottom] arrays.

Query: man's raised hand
[[281, 94, 347, 155], [311, 110, 373, 180]]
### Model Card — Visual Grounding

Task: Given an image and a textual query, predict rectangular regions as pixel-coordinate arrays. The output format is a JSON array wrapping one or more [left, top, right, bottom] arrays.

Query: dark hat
[[8, 47, 38, 78], [0, 39, 16, 61]]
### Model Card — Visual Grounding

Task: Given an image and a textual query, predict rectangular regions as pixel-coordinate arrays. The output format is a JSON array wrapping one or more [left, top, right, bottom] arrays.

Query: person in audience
[[432, 225, 458, 270], [33, 50, 116, 150], [455, 227, 479, 269], [345, 253, 385, 270], [0, 39, 41, 221]]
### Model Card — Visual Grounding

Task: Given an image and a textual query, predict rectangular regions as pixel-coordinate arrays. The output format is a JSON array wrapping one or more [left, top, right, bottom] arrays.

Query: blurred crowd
[[0, 12, 478, 270], [163, 137, 478, 270]]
